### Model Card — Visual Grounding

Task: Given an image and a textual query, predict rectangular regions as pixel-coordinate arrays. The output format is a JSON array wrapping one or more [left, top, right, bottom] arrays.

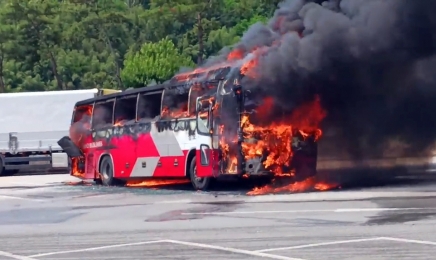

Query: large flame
[[217, 94, 337, 195]]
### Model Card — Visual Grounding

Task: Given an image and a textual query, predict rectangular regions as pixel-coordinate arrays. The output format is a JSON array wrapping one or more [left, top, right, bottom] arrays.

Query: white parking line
[[157, 199, 192, 204], [164, 240, 305, 260], [380, 237, 436, 246], [10, 182, 41, 186], [27, 240, 166, 258], [181, 207, 431, 215], [28, 239, 304, 260], [0, 250, 37, 260], [256, 236, 436, 253], [24, 236, 436, 259], [0, 195, 43, 202], [256, 237, 384, 252]]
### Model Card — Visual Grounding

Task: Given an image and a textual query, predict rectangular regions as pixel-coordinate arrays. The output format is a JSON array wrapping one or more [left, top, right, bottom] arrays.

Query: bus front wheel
[[99, 156, 125, 186], [189, 156, 211, 191]]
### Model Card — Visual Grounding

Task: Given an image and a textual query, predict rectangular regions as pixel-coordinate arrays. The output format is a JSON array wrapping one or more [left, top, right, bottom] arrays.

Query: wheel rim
[[193, 165, 205, 185], [102, 161, 110, 179]]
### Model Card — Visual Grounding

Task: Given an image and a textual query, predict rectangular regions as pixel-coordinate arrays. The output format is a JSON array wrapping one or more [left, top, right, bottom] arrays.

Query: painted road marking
[[0, 195, 43, 202], [0, 250, 37, 260], [10, 182, 44, 186], [256, 237, 436, 253], [28, 239, 304, 260], [380, 237, 436, 246], [248, 192, 436, 203], [256, 237, 384, 252], [23, 236, 436, 259], [164, 240, 305, 260], [181, 207, 435, 215], [158, 199, 192, 204], [28, 240, 166, 258]]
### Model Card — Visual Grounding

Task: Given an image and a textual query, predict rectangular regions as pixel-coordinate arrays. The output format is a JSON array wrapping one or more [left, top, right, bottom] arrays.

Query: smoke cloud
[[205, 0, 436, 159]]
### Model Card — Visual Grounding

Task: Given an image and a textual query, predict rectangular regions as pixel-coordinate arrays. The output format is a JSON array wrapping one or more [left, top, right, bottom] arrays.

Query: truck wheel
[[189, 156, 211, 191], [0, 158, 4, 177], [99, 156, 125, 186]]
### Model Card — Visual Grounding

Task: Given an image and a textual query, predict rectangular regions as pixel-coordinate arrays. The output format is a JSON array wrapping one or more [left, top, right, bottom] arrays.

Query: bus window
[[73, 105, 92, 124], [189, 82, 218, 115], [92, 100, 114, 128], [189, 84, 205, 116], [196, 97, 211, 135], [137, 92, 162, 121], [161, 88, 189, 118], [114, 95, 137, 124], [70, 105, 93, 146]]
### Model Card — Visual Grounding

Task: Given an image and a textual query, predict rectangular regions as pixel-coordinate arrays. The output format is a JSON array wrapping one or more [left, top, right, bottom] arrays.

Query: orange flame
[[217, 95, 336, 195], [227, 49, 244, 61], [70, 157, 85, 178], [126, 179, 190, 187], [247, 177, 339, 195]]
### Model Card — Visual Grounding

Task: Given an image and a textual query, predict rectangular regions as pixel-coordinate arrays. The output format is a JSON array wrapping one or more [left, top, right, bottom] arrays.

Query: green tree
[[0, 0, 280, 92], [121, 37, 195, 87], [2, 0, 65, 90]]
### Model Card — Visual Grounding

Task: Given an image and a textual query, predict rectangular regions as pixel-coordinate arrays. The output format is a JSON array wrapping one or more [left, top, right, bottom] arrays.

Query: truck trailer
[[0, 88, 120, 176]]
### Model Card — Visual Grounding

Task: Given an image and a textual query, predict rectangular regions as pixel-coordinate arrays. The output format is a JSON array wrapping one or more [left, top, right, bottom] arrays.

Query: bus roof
[[74, 77, 223, 107], [74, 84, 166, 107]]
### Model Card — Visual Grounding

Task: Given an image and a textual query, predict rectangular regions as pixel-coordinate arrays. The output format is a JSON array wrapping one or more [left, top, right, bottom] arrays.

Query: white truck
[[0, 88, 120, 176]]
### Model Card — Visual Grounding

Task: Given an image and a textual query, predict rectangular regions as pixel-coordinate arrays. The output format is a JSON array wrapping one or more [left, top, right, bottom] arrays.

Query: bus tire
[[99, 156, 125, 186], [189, 156, 211, 191]]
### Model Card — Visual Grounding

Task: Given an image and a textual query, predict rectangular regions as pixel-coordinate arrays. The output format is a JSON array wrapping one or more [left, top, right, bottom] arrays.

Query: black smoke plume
[[206, 0, 436, 159]]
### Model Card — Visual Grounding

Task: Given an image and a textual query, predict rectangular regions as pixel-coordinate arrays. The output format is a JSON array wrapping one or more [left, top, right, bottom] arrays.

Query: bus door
[[195, 96, 219, 177]]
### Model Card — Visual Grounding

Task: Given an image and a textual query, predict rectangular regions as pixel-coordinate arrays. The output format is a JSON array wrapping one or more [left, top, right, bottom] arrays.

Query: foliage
[[121, 37, 195, 87], [0, 0, 276, 92]]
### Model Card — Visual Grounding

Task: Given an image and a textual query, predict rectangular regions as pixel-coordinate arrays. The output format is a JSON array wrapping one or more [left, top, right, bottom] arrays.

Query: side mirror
[[208, 105, 213, 134]]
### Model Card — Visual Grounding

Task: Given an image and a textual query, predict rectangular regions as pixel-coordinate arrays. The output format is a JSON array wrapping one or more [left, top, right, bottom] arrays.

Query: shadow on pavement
[[61, 168, 436, 196]]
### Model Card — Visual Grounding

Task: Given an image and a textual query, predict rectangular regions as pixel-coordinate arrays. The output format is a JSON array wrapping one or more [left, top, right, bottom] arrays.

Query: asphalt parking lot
[[0, 173, 436, 260]]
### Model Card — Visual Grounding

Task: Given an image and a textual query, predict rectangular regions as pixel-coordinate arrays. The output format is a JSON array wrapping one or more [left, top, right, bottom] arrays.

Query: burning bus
[[57, 66, 323, 190]]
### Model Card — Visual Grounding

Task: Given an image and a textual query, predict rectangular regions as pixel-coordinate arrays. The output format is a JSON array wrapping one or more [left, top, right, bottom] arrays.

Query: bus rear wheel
[[99, 156, 125, 186], [189, 156, 211, 191]]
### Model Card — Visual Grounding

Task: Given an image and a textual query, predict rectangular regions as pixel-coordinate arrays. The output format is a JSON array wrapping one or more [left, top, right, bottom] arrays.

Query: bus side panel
[[90, 149, 104, 179], [147, 123, 187, 178], [196, 148, 214, 178], [85, 153, 96, 179], [110, 134, 136, 179], [134, 130, 167, 177], [153, 152, 187, 177], [72, 134, 96, 179]]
